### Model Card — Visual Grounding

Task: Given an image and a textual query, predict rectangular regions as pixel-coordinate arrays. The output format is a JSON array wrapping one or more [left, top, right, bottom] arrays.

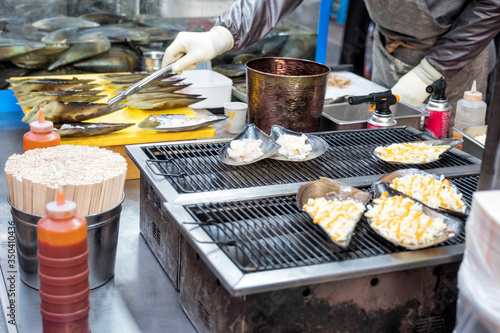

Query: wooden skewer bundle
[[4, 145, 127, 216]]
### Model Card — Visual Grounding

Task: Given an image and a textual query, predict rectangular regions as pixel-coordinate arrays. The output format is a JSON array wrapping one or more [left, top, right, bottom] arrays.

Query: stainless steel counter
[[0, 128, 201, 333]]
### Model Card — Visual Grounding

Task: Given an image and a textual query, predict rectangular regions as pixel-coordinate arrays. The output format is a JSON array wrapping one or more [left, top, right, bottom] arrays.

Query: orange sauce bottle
[[37, 188, 90, 333], [23, 109, 60, 152]]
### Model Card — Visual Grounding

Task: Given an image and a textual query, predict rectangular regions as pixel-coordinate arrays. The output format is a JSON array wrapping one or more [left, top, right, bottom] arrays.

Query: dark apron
[[366, 0, 489, 127]]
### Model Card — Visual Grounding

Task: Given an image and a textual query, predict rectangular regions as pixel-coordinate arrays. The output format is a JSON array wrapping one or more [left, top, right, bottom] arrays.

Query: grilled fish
[[22, 100, 126, 123], [106, 77, 184, 89], [9, 80, 100, 92], [8, 77, 96, 85], [99, 72, 176, 83], [98, 73, 151, 82], [15, 89, 105, 99], [126, 96, 205, 110], [19, 94, 107, 107], [126, 92, 201, 100], [111, 84, 191, 95]]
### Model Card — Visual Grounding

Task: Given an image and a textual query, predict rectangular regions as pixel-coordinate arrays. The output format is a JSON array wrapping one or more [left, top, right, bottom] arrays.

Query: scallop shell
[[296, 177, 372, 248], [218, 124, 280, 166], [54, 122, 134, 137], [376, 169, 470, 219], [366, 182, 463, 250], [138, 114, 227, 132], [372, 138, 463, 165], [269, 125, 328, 162]]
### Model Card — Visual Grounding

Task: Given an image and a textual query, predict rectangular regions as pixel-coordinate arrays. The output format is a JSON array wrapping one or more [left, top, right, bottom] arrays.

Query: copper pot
[[246, 57, 330, 134]]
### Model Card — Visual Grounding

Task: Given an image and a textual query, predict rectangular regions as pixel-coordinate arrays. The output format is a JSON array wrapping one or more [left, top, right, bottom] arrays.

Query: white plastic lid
[[179, 69, 232, 88], [464, 80, 483, 101], [46, 188, 77, 219], [30, 109, 54, 133]]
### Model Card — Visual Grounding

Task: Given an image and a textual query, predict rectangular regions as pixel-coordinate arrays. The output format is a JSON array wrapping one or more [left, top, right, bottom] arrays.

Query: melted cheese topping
[[364, 192, 447, 246], [390, 174, 466, 213], [303, 197, 366, 243], [374, 142, 449, 164]]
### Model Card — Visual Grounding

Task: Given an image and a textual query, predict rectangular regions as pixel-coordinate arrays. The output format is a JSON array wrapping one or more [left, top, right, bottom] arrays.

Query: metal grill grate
[[143, 128, 478, 194], [183, 175, 479, 273]]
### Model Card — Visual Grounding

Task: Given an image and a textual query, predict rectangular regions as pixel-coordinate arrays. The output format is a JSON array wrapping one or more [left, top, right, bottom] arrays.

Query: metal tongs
[[107, 61, 176, 108]]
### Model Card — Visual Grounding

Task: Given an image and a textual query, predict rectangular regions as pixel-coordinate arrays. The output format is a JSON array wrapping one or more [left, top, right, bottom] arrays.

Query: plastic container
[[9, 194, 123, 290], [41, 304, 90, 333], [37, 189, 90, 333], [38, 268, 90, 296], [0, 89, 29, 130], [454, 81, 487, 127], [223, 102, 248, 134], [23, 109, 60, 152], [178, 69, 232, 109]]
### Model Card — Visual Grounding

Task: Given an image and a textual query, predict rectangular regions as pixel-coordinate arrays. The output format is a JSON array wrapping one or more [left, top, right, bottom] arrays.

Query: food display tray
[[12, 73, 217, 179], [453, 125, 487, 160]]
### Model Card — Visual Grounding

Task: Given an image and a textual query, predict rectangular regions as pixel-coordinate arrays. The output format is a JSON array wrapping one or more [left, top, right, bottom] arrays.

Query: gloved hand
[[162, 26, 234, 74], [391, 58, 443, 107]]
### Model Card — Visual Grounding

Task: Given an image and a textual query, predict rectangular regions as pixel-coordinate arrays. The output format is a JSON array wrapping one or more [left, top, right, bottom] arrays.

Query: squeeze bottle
[[454, 80, 487, 127], [37, 188, 90, 333], [23, 109, 60, 152]]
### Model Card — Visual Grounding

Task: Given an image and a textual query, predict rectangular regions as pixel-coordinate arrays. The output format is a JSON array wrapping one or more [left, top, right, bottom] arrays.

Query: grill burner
[[142, 128, 478, 194], [184, 175, 478, 273]]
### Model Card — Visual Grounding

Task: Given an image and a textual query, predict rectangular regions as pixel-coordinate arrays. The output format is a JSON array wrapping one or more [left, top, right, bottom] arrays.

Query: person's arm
[[426, 0, 500, 78], [392, 0, 500, 107], [162, 0, 304, 73], [216, 0, 304, 52]]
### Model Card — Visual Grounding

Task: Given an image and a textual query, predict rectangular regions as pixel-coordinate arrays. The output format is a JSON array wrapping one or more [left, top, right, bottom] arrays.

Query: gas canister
[[424, 78, 451, 139]]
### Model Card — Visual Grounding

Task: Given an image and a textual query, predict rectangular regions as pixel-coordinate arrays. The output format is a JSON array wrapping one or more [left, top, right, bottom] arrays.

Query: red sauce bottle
[[23, 109, 60, 152], [37, 188, 90, 333]]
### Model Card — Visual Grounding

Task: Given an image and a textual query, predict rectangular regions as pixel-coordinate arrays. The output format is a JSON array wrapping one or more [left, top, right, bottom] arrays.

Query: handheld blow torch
[[347, 90, 400, 128]]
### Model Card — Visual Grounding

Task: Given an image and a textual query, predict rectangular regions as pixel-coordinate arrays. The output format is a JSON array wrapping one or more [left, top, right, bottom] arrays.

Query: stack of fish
[[100, 73, 205, 110], [10, 77, 134, 137], [10, 72, 208, 136], [0, 7, 316, 88], [0, 13, 186, 86]]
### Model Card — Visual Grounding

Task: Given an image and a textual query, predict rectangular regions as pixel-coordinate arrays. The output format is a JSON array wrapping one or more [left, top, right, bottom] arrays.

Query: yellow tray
[[13, 73, 217, 179], [14, 73, 216, 146]]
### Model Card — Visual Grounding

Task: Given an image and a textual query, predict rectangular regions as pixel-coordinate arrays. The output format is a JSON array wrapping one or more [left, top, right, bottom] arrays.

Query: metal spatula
[[107, 61, 176, 108]]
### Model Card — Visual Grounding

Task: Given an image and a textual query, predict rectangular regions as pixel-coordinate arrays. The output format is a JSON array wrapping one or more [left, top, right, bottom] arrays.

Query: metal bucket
[[246, 57, 330, 134], [10, 195, 124, 290]]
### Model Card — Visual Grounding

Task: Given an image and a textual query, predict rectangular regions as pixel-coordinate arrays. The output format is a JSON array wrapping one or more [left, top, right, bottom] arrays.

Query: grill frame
[[179, 234, 460, 333], [127, 126, 481, 204], [128, 126, 481, 332], [164, 170, 479, 297]]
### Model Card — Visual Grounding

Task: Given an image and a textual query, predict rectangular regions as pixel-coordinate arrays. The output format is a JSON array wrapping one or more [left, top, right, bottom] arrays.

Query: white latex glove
[[391, 58, 443, 107], [161, 26, 234, 74]]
